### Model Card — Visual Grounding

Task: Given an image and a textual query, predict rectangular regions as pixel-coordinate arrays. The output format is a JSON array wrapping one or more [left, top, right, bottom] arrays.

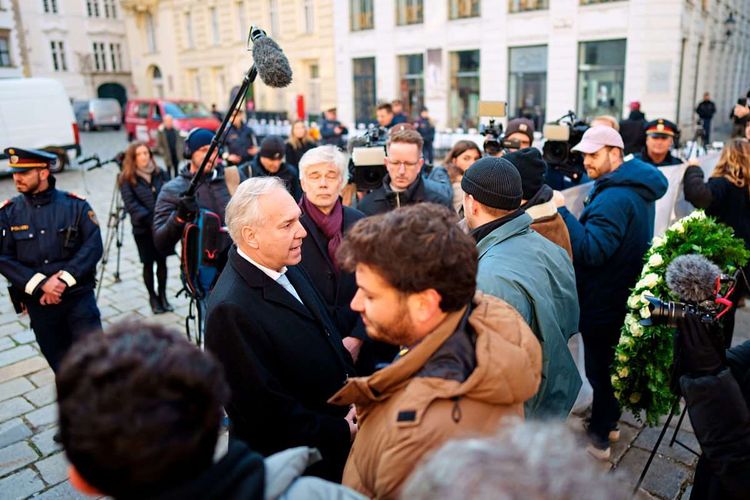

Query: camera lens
[[543, 141, 569, 165]]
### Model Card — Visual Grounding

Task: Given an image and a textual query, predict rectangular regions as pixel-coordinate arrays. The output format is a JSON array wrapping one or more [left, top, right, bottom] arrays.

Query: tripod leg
[[113, 205, 125, 283], [633, 400, 679, 494]]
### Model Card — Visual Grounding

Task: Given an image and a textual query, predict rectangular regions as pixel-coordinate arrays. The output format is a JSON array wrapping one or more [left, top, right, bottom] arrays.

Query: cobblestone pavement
[[0, 130, 746, 498]]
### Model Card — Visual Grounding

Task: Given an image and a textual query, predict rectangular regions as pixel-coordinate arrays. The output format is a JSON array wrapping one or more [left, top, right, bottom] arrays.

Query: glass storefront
[[398, 54, 424, 120], [577, 39, 627, 120], [508, 45, 547, 130], [449, 50, 480, 130], [353, 57, 377, 125]]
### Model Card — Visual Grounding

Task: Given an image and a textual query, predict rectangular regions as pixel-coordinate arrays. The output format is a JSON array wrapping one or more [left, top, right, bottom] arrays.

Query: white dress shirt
[[237, 248, 303, 304]]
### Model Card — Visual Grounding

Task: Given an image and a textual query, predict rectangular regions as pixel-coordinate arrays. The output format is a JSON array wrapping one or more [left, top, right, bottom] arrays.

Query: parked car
[[124, 99, 221, 150], [0, 78, 80, 174], [73, 98, 122, 131]]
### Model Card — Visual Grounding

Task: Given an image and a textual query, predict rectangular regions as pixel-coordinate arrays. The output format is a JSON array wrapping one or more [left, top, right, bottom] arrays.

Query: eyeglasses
[[386, 159, 421, 169]]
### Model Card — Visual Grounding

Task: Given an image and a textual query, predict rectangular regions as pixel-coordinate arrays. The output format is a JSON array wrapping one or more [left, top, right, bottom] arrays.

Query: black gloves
[[675, 312, 726, 376], [176, 194, 198, 223]]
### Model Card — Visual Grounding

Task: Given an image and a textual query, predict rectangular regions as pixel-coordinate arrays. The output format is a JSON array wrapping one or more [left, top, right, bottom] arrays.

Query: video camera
[[542, 111, 589, 183], [478, 101, 519, 156], [349, 125, 389, 191]]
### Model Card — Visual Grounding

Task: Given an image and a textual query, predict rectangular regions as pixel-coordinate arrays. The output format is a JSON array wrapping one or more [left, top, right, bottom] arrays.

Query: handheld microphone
[[665, 254, 722, 303], [248, 26, 293, 88]]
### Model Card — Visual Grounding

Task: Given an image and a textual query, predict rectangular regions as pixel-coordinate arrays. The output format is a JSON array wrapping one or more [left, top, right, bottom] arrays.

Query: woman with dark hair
[[285, 120, 317, 168], [442, 140, 482, 214], [684, 138, 750, 305], [119, 142, 172, 314]]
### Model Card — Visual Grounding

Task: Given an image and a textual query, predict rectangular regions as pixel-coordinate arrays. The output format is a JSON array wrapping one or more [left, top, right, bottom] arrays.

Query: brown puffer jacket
[[526, 199, 573, 260], [328, 292, 542, 499]]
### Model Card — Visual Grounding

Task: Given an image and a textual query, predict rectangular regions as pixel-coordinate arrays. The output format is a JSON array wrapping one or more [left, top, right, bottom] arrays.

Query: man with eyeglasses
[[357, 128, 452, 216]]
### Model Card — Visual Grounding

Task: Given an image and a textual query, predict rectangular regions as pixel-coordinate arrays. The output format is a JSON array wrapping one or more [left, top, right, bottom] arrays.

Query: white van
[[0, 78, 80, 173]]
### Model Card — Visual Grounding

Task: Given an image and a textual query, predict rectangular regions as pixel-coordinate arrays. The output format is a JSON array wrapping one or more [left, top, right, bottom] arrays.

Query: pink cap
[[571, 126, 625, 154], [630, 101, 641, 111]]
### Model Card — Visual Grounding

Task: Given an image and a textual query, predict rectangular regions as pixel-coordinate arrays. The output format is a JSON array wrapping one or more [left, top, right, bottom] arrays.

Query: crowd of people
[[1, 96, 750, 499]]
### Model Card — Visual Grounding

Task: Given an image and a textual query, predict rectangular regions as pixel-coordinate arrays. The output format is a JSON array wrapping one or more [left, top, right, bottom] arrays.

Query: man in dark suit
[[205, 177, 357, 482]]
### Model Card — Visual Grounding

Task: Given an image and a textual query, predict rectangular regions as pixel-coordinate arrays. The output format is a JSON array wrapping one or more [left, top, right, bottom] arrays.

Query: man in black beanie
[[504, 148, 572, 259], [242, 135, 303, 201], [463, 157, 581, 419]]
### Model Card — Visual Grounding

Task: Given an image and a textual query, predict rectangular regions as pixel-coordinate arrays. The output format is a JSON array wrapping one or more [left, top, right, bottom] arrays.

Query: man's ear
[[408, 288, 442, 324], [68, 465, 103, 496], [242, 226, 259, 249]]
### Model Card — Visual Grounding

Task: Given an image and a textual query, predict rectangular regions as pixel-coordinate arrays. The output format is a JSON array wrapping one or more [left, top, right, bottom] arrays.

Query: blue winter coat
[[559, 157, 668, 330], [476, 212, 581, 418]]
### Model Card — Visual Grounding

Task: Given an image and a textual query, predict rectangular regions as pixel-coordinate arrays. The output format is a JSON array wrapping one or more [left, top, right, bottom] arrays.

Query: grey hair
[[225, 176, 286, 244], [297, 145, 349, 188], [401, 420, 628, 500]]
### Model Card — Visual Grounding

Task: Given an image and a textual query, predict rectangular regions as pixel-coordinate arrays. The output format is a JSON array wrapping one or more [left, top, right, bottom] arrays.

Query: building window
[[350, 0, 374, 31], [577, 39, 627, 120], [508, 45, 547, 129], [0, 32, 10, 67], [269, 0, 279, 37], [210, 7, 220, 45], [92, 42, 107, 72], [580, 0, 624, 4], [448, 0, 479, 19], [43, 0, 58, 14], [352, 57, 376, 124], [102, 0, 116, 18], [508, 0, 549, 12], [50, 41, 67, 71], [193, 72, 202, 99], [185, 12, 195, 49], [307, 62, 321, 117], [396, 0, 423, 25], [86, 0, 99, 17], [237, 1, 247, 40], [145, 13, 157, 53], [303, 0, 314, 34], [398, 54, 424, 120], [449, 50, 480, 129]]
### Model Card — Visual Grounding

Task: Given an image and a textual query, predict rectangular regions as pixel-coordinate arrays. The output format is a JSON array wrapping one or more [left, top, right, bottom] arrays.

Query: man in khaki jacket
[[330, 204, 542, 499]]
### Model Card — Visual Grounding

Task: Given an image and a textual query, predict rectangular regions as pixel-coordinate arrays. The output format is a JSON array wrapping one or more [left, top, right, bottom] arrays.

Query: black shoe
[[150, 295, 166, 314], [159, 293, 174, 312], [53, 430, 62, 443]]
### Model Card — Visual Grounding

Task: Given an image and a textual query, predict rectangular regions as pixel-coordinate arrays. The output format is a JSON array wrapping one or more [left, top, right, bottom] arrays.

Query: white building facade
[[10, 0, 133, 104], [334, 0, 750, 137], [0, 0, 23, 78]]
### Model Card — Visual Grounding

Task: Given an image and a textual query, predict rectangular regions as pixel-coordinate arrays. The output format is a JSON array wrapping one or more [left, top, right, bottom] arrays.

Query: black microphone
[[248, 26, 293, 88], [665, 254, 721, 303]]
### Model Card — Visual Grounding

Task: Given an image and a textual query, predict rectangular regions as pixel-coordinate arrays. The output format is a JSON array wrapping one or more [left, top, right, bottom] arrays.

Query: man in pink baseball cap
[[554, 125, 668, 461]]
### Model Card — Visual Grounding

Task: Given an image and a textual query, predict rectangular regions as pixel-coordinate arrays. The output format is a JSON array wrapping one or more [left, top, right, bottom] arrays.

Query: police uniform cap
[[4, 148, 57, 173], [645, 119, 677, 138]]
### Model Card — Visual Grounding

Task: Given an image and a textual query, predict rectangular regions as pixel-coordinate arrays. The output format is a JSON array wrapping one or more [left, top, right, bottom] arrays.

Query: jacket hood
[[592, 158, 668, 203], [330, 292, 541, 423]]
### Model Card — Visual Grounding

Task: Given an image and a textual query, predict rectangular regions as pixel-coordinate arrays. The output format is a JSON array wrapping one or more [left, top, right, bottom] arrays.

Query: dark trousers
[[581, 322, 623, 440], [702, 118, 712, 143], [26, 289, 102, 373]]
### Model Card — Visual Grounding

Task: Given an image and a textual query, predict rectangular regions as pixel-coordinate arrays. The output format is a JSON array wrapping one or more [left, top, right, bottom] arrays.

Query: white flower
[[652, 236, 666, 248], [640, 291, 654, 306], [640, 273, 660, 289], [628, 295, 641, 309], [640, 306, 651, 319], [617, 353, 629, 362], [648, 253, 664, 267], [618, 367, 629, 378], [670, 221, 686, 234], [629, 322, 644, 337], [687, 210, 706, 221], [625, 313, 637, 327]]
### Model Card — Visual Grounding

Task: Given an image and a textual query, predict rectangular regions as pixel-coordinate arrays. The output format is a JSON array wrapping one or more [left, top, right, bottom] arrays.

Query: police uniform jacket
[[240, 156, 303, 202], [0, 176, 103, 300], [634, 149, 683, 167], [152, 164, 232, 256]]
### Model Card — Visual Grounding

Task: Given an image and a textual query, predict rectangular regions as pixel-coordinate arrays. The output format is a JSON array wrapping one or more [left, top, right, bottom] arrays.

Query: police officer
[[634, 119, 683, 167], [224, 109, 259, 166], [0, 148, 103, 373]]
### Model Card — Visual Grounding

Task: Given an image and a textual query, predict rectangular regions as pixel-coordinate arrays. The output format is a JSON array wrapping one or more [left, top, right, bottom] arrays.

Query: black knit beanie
[[503, 147, 547, 199], [461, 157, 522, 210]]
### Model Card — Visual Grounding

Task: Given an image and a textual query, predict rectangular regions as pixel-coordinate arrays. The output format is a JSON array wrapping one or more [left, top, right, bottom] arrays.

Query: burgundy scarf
[[301, 195, 344, 270]]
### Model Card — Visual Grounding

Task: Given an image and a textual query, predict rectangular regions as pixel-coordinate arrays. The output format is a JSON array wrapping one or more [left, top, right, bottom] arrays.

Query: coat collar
[[476, 212, 533, 259]]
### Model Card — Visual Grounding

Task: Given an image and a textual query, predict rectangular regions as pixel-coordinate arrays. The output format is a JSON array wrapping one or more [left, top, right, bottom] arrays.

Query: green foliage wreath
[[611, 211, 749, 425]]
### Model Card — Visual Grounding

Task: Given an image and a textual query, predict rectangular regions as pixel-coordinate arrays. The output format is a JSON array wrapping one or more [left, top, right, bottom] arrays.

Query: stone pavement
[[0, 130, 747, 498]]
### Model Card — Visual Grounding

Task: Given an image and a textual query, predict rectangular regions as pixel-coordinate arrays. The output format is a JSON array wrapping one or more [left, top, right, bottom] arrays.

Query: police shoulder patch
[[0, 199, 10, 210], [67, 192, 86, 201]]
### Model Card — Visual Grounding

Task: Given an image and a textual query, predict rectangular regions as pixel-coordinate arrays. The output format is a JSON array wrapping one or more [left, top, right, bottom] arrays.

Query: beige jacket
[[329, 292, 542, 499]]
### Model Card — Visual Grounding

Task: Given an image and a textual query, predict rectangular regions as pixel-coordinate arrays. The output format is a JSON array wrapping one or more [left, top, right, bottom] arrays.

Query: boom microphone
[[249, 26, 293, 88], [665, 254, 722, 303]]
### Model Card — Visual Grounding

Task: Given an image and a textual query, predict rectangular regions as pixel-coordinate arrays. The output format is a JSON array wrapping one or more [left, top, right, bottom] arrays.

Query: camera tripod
[[78, 154, 126, 299]]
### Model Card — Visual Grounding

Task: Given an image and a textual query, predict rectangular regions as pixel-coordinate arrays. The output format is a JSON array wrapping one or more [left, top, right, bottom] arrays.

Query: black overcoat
[[205, 247, 355, 482]]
